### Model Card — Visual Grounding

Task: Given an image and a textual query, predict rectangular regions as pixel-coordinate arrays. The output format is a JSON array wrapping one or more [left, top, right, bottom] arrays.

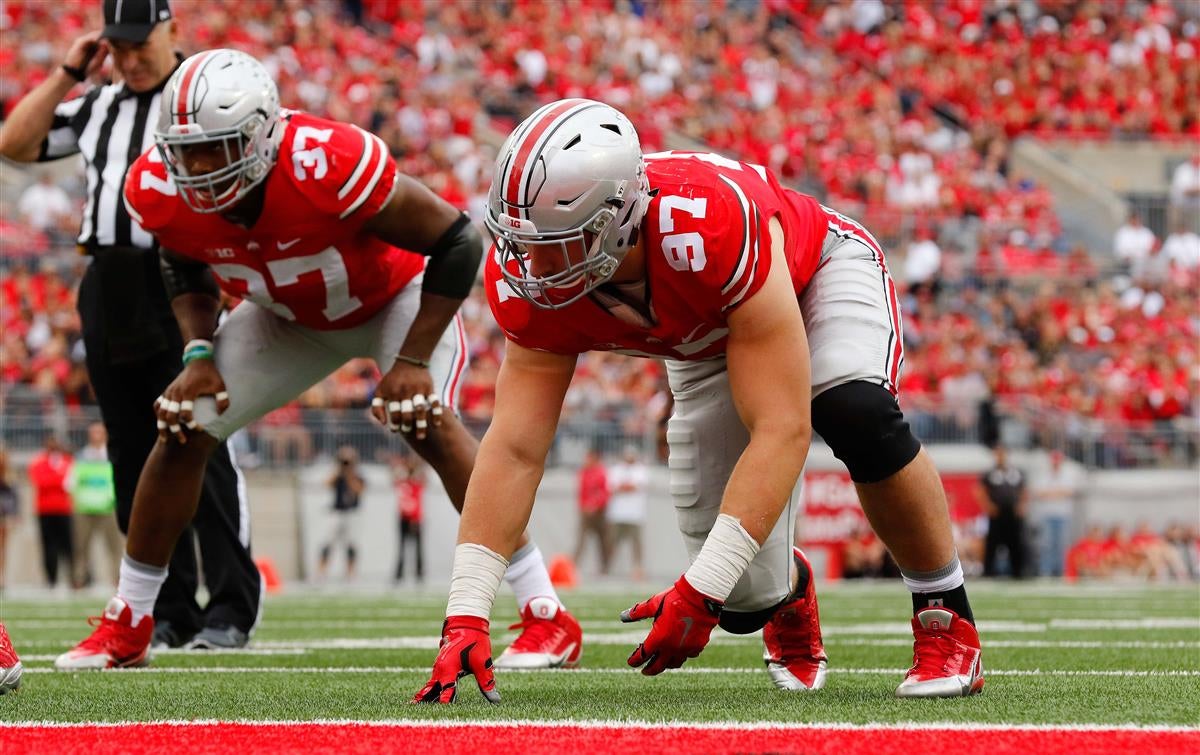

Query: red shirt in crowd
[[397, 477, 424, 524], [27, 449, 72, 515], [577, 461, 610, 515]]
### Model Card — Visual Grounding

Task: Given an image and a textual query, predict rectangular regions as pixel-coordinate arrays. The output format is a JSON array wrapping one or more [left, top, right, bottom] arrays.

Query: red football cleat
[[493, 596, 583, 669], [895, 606, 985, 698], [54, 597, 154, 671], [762, 547, 828, 691], [0, 622, 22, 693]]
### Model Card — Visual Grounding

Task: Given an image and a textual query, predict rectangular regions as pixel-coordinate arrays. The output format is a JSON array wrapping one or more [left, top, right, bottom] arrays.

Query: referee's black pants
[[79, 258, 261, 638]]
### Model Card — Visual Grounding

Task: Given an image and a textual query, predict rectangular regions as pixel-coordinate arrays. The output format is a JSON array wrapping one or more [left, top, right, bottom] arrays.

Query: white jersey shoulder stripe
[[339, 133, 390, 219], [337, 126, 376, 201], [723, 200, 761, 311], [718, 174, 753, 296]]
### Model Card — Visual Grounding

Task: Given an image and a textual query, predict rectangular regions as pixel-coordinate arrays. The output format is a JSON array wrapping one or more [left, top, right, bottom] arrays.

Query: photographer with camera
[[317, 448, 366, 581]]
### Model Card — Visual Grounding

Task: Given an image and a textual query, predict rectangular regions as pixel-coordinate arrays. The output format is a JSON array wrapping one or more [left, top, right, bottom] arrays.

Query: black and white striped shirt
[[38, 73, 174, 250]]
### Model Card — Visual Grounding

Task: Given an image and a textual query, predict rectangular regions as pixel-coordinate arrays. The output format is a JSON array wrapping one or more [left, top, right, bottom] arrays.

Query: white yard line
[[20, 666, 1200, 677], [14, 617, 1197, 633], [15, 635, 1200, 651]]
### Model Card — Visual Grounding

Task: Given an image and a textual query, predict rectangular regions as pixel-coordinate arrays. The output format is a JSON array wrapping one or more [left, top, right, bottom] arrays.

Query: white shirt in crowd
[[1169, 158, 1200, 208], [1112, 221, 1157, 265], [18, 179, 73, 231], [1031, 459, 1083, 519], [605, 459, 649, 525], [904, 238, 942, 284], [1162, 230, 1200, 270]]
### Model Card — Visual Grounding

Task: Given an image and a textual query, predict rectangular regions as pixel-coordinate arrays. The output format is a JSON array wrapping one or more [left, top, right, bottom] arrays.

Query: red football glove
[[412, 616, 500, 704], [621, 575, 723, 675]]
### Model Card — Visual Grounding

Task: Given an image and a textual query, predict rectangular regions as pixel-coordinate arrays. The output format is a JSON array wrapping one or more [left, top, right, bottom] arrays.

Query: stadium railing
[[2, 396, 1194, 471]]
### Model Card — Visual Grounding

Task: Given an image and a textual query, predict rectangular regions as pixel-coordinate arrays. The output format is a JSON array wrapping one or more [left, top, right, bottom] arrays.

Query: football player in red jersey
[[416, 99, 983, 704], [56, 50, 581, 673]]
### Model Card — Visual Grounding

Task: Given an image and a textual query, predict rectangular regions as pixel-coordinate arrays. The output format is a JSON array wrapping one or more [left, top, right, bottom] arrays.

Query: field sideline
[[1, 581, 1197, 753]]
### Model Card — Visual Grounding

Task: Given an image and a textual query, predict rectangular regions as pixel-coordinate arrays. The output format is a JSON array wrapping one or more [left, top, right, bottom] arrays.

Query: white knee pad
[[666, 361, 802, 613]]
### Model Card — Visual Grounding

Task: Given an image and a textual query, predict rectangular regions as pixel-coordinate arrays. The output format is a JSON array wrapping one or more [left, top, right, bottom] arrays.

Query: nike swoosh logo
[[276, 238, 302, 250], [679, 616, 693, 644]]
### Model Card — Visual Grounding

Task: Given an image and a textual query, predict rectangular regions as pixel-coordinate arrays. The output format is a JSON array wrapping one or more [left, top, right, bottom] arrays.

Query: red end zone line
[[3, 721, 1197, 755]]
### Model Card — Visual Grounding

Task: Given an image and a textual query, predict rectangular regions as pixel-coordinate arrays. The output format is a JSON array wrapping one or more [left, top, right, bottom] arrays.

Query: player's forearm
[[456, 432, 546, 555], [169, 293, 221, 344], [681, 425, 808, 602], [720, 425, 810, 544], [394, 292, 461, 364], [446, 434, 546, 620], [0, 69, 76, 162]]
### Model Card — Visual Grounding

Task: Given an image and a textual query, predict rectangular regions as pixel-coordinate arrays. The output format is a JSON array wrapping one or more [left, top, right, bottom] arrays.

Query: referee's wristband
[[61, 64, 86, 82], [182, 339, 215, 366]]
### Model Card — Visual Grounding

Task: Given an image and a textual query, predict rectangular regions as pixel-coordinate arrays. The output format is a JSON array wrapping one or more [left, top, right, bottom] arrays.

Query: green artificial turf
[[2, 582, 1197, 726]]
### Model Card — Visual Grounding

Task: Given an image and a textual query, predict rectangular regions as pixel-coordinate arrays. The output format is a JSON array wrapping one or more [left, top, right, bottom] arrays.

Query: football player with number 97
[[416, 99, 985, 704], [55, 49, 582, 674]]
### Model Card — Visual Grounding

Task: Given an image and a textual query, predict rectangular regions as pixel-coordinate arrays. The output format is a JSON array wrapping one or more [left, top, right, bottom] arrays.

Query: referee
[[0, 0, 261, 649]]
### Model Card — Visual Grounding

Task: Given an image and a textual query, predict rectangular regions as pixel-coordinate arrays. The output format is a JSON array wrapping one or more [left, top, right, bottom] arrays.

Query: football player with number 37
[[415, 99, 985, 704], [56, 49, 583, 672]]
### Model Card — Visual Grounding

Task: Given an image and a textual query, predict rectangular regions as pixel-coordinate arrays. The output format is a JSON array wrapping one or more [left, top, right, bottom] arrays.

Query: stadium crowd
[[1, 0, 1197, 468]]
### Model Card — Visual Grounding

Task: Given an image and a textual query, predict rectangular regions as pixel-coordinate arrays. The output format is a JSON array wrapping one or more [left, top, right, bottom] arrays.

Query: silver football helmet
[[155, 49, 282, 213], [485, 99, 652, 309]]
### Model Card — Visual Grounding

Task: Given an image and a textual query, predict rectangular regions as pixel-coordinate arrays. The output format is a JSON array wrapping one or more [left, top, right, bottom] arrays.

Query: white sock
[[117, 555, 168, 625], [503, 542, 560, 611]]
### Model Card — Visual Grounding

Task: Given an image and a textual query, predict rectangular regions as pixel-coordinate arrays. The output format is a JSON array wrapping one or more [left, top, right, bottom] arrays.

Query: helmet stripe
[[175, 50, 217, 125], [503, 98, 590, 219]]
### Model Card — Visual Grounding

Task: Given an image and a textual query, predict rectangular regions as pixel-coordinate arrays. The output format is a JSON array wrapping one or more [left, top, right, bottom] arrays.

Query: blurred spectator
[[28, 435, 74, 589], [17, 172, 73, 242], [1101, 525, 1138, 576], [1168, 154, 1200, 230], [902, 227, 942, 293], [1164, 522, 1199, 579], [1130, 242, 1173, 287], [979, 445, 1028, 579], [1111, 212, 1157, 272], [317, 447, 365, 582], [393, 455, 425, 585], [605, 445, 648, 582], [257, 402, 314, 466], [841, 520, 892, 579], [67, 421, 121, 588], [1161, 221, 1200, 271], [1066, 524, 1111, 580], [1129, 521, 1190, 581], [1029, 450, 1082, 578], [574, 447, 611, 576], [0, 447, 17, 591]]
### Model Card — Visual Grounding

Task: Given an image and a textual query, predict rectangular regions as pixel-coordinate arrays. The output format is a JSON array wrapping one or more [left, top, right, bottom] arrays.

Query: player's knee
[[811, 380, 920, 484], [718, 603, 778, 635]]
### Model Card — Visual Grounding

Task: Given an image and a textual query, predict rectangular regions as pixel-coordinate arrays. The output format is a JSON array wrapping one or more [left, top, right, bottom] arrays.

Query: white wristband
[[684, 513, 761, 602], [446, 543, 509, 619]]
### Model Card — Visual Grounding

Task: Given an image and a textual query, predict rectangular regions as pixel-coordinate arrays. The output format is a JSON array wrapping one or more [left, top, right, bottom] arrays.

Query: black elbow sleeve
[[421, 214, 483, 299], [160, 253, 220, 301]]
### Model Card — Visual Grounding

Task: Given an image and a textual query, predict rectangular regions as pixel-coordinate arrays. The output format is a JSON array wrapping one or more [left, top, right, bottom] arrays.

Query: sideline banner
[[797, 470, 984, 577]]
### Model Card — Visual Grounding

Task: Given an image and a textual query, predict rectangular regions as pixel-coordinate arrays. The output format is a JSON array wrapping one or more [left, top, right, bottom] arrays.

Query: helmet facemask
[[486, 186, 632, 310], [158, 112, 272, 214]]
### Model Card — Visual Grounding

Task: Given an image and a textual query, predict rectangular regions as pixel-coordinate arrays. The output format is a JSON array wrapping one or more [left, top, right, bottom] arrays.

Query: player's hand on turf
[[373, 360, 443, 441], [412, 616, 500, 704], [621, 575, 723, 675], [155, 361, 230, 444]]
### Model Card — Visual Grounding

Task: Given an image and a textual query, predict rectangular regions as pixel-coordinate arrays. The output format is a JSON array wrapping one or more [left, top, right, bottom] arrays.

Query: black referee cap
[[102, 0, 173, 43]]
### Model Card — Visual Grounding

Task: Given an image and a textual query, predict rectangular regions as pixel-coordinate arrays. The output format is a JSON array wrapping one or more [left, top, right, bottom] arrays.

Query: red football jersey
[[124, 111, 424, 330], [487, 151, 830, 360]]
